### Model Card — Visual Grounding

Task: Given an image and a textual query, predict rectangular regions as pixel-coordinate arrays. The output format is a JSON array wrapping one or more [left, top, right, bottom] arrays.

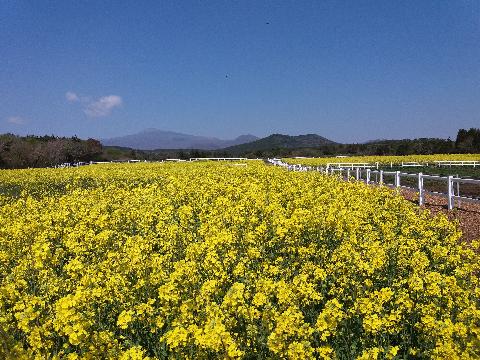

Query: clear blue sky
[[1, 1, 479, 143]]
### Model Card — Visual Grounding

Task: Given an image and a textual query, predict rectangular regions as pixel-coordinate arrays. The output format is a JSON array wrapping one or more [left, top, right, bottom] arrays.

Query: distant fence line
[[287, 158, 480, 169], [268, 158, 480, 210], [54, 157, 261, 168], [325, 160, 480, 169], [55, 159, 144, 168], [434, 160, 479, 167]]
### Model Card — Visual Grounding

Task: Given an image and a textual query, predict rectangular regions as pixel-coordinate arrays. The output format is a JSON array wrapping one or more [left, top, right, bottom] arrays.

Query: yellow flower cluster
[[0, 162, 479, 359], [284, 153, 480, 166]]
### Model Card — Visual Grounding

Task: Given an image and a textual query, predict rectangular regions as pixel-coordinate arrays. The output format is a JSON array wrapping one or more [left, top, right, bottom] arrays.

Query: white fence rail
[[328, 161, 434, 169], [268, 159, 480, 210], [327, 162, 376, 169], [55, 159, 146, 168], [434, 160, 479, 167], [55, 157, 263, 168], [328, 160, 480, 169], [285, 159, 480, 169], [353, 169, 480, 210], [189, 157, 248, 161]]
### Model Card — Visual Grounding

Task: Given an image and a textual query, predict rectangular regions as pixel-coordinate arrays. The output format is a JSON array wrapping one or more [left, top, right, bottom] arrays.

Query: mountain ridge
[[102, 129, 258, 150], [221, 133, 337, 154]]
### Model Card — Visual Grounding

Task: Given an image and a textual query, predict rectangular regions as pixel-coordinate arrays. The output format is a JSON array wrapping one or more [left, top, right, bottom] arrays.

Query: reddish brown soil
[[400, 189, 480, 243]]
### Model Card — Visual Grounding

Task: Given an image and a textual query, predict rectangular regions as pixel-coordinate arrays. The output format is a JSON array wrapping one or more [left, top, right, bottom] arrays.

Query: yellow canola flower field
[[0, 162, 479, 359], [284, 153, 480, 166]]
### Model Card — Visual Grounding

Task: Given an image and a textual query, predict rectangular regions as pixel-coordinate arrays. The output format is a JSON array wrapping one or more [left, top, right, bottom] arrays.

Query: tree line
[[0, 128, 479, 168], [0, 134, 102, 169], [224, 128, 480, 158]]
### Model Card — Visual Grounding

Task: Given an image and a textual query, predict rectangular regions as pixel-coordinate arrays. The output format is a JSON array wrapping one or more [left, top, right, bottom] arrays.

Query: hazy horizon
[[3, 126, 464, 146], [1, 1, 479, 143]]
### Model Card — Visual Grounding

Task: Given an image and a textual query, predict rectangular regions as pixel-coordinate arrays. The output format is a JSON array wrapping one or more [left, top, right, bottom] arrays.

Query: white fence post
[[379, 170, 383, 185], [447, 176, 454, 210], [366, 169, 371, 184], [395, 171, 401, 188], [356, 168, 359, 180], [347, 168, 350, 180], [456, 175, 460, 196], [418, 173, 424, 206]]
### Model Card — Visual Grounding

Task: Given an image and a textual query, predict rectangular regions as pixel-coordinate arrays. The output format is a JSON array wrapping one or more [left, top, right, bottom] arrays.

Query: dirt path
[[400, 189, 480, 243]]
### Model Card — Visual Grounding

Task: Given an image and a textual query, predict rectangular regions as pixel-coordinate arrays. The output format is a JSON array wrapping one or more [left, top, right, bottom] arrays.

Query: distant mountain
[[102, 129, 258, 150], [222, 133, 336, 153]]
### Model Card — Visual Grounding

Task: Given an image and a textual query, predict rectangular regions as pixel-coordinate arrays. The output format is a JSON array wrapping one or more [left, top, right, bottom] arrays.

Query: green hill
[[222, 133, 336, 154]]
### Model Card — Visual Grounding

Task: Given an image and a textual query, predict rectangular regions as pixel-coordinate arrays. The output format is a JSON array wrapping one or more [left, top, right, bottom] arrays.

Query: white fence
[[55, 159, 146, 168], [285, 159, 480, 169], [435, 160, 479, 167], [55, 158, 262, 168], [268, 159, 480, 210], [346, 168, 480, 210], [189, 157, 248, 161], [329, 161, 480, 169], [327, 162, 375, 169]]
